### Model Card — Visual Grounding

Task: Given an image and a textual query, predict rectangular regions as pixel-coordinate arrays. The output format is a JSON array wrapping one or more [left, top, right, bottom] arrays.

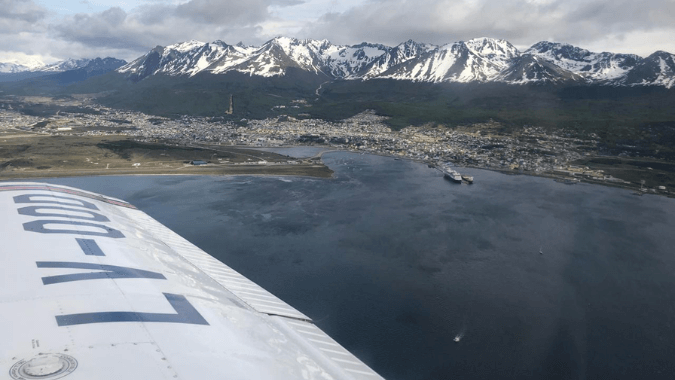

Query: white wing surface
[[0, 182, 385, 380]]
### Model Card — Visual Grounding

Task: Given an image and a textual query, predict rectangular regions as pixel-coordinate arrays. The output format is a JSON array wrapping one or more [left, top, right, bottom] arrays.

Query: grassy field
[[0, 133, 333, 179]]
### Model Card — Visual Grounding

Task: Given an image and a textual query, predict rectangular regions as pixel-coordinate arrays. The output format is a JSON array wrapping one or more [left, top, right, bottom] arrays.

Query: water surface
[[23, 151, 675, 380]]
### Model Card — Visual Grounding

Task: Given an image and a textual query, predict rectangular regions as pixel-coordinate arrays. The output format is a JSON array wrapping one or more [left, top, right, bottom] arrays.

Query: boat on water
[[461, 175, 474, 184], [439, 164, 463, 183], [443, 170, 463, 183]]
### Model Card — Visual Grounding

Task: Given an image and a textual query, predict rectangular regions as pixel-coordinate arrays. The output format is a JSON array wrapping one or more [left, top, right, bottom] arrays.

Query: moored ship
[[439, 163, 474, 184], [441, 166, 463, 183], [461, 175, 474, 184]]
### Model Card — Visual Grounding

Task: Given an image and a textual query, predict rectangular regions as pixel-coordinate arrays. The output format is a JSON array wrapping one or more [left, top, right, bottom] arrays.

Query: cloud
[[298, 0, 675, 55], [0, 0, 52, 62], [0, 0, 48, 36], [53, 7, 153, 52], [0, 0, 47, 23], [1, 0, 675, 63], [50, 0, 305, 58], [175, 0, 272, 25]]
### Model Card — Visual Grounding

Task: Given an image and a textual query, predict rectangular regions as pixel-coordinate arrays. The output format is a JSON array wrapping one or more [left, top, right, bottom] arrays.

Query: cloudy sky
[[1, 0, 674, 64]]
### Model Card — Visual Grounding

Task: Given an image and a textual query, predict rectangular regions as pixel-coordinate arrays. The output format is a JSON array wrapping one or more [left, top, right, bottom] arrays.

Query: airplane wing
[[0, 182, 385, 380]]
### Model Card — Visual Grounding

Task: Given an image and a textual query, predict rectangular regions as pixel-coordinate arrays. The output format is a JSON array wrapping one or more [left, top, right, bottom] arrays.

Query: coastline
[[2, 135, 672, 198], [461, 164, 674, 198], [248, 144, 675, 198], [0, 164, 333, 180], [0, 134, 333, 181]]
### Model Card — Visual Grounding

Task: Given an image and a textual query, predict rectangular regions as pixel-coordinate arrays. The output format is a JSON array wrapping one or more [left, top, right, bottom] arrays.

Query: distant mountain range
[[2, 37, 674, 143], [1, 37, 672, 88], [116, 37, 675, 88], [0, 58, 126, 82]]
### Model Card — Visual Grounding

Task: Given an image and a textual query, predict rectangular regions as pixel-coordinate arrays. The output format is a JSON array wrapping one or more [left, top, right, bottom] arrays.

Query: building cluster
[[0, 101, 600, 175]]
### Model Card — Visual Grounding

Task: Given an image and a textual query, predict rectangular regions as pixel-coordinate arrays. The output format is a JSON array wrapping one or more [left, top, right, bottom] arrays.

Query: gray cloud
[[1, 0, 674, 63], [0, 0, 50, 62], [175, 0, 271, 24], [51, 0, 305, 59], [53, 7, 150, 52], [299, 0, 675, 54], [0, 0, 47, 37], [0, 0, 46, 23]]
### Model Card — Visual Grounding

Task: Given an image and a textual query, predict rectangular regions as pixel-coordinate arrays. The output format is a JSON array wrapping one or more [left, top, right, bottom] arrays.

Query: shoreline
[[0, 164, 333, 181], [0, 135, 333, 181], [246, 145, 675, 198], [460, 164, 674, 198], [3, 138, 673, 198]]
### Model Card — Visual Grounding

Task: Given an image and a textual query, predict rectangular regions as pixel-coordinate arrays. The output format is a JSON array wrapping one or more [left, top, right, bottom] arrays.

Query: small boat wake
[[454, 324, 467, 343]]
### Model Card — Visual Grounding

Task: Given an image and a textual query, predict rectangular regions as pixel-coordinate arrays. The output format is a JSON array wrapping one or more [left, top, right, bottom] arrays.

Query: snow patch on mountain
[[172, 40, 207, 53], [0, 58, 100, 74], [465, 37, 519, 70], [0, 62, 31, 73], [654, 55, 675, 88], [617, 51, 675, 89], [324, 42, 389, 78], [115, 37, 675, 87], [498, 54, 584, 84], [380, 41, 502, 83], [39, 58, 92, 72], [525, 42, 641, 81], [360, 40, 433, 79]]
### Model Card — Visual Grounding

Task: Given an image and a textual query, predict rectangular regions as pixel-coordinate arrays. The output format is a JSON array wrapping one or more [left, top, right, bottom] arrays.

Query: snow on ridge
[[10, 57, 47, 71], [524, 41, 645, 81], [466, 37, 519, 58], [168, 40, 207, 53], [0, 57, 98, 74], [38, 58, 92, 72], [116, 58, 142, 74], [0, 62, 30, 73], [112, 37, 675, 87], [653, 55, 675, 88], [0, 57, 50, 73]]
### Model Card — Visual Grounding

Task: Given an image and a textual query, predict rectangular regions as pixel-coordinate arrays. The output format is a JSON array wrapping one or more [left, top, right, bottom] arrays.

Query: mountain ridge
[[0, 57, 126, 82], [116, 37, 675, 88]]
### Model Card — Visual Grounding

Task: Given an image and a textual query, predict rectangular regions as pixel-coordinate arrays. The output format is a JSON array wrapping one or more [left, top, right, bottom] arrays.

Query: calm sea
[[21, 150, 675, 380]]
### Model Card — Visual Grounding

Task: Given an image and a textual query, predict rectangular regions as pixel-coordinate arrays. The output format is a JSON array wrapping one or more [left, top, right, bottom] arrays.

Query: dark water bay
[[22, 151, 675, 380]]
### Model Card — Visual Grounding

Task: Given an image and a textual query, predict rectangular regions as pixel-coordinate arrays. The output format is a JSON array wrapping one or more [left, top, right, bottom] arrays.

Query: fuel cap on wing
[[10, 353, 77, 379]]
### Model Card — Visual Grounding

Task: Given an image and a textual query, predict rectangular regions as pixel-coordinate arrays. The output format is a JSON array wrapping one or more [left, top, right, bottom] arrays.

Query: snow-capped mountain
[[497, 54, 584, 83], [359, 40, 435, 79], [119, 37, 389, 81], [322, 41, 391, 78], [0, 57, 46, 73], [0, 57, 127, 83], [39, 58, 93, 72], [378, 41, 507, 83], [117, 37, 675, 88], [0, 62, 32, 73], [466, 37, 519, 68], [0, 57, 110, 74], [618, 51, 675, 88], [524, 42, 641, 81]]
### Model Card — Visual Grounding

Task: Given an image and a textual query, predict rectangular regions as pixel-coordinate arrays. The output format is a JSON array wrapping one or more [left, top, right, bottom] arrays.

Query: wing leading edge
[[0, 182, 384, 380]]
